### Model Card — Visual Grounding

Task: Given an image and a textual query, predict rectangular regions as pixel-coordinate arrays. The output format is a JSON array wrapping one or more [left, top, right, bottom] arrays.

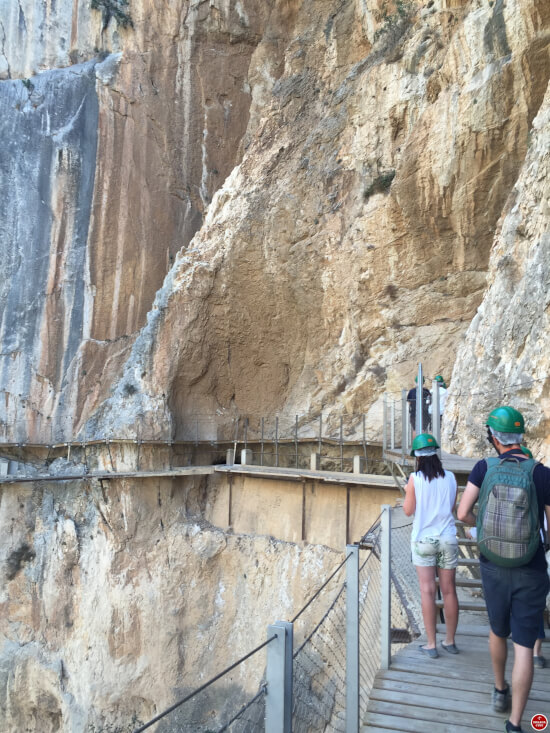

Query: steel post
[[382, 394, 388, 459], [346, 545, 360, 733], [401, 389, 407, 465], [432, 379, 440, 450], [266, 621, 293, 733], [415, 363, 423, 436], [390, 401, 395, 450], [381, 505, 392, 670]]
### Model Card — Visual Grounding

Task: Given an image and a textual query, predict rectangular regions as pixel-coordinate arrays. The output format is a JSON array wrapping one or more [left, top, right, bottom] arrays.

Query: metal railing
[[382, 366, 443, 464], [0, 409, 391, 481], [128, 506, 420, 733]]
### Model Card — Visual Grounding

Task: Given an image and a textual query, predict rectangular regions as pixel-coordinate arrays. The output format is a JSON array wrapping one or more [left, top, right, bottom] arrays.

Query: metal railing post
[[401, 389, 407, 465], [266, 621, 293, 733], [415, 363, 423, 436], [381, 505, 392, 670], [390, 401, 395, 450], [346, 544, 359, 733], [432, 379, 440, 450], [382, 394, 387, 459]]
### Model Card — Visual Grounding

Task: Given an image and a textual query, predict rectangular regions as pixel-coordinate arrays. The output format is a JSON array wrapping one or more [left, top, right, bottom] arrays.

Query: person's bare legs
[[489, 630, 508, 690], [416, 565, 437, 648], [438, 567, 459, 645], [533, 638, 542, 657], [509, 643, 534, 728]]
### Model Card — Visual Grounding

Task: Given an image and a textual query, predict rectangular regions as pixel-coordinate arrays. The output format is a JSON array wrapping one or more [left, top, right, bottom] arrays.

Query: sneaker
[[533, 655, 546, 669], [492, 684, 510, 713], [504, 721, 524, 733]]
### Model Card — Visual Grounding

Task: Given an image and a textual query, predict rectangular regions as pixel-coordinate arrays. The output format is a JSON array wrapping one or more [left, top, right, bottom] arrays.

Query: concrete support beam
[[310, 453, 320, 471], [240, 448, 253, 465]]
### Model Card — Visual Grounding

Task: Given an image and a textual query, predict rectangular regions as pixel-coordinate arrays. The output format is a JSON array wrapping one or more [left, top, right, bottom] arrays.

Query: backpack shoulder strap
[[514, 457, 537, 479]]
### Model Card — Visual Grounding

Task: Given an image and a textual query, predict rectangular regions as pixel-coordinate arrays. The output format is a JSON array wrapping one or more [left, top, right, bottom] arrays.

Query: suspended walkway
[[363, 624, 550, 732]]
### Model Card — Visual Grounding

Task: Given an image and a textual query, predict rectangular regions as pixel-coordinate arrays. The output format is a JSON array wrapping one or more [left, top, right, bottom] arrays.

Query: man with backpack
[[457, 406, 550, 733]]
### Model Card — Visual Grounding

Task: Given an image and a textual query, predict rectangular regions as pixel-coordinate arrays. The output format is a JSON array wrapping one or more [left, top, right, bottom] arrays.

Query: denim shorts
[[480, 561, 550, 648], [411, 536, 458, 569]]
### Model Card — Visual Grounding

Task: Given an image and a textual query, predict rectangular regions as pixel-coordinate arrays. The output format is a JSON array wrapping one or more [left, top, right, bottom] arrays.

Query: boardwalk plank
[[361, 715, 470, 733], [372, 678, 491, 705], [378, 667, 550, 697], [364, 699, 504, 730], [364, 625, 550, 733]]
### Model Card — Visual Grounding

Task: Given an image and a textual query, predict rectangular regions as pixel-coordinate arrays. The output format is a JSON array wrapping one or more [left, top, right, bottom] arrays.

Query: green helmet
[[414, 375, 424, 384], [411, 433, 440, 456], [486, 406, 525, 433], [434, 375, 445, 383], [520, 445, 533, 459]]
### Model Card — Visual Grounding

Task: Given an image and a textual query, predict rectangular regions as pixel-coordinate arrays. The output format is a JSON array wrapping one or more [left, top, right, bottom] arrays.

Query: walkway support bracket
[[266, 620, 293, 733], [346, 544, 360, 733]]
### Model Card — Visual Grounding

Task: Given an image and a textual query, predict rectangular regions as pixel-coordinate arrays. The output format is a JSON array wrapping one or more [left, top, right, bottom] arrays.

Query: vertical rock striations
[[445, 81, 550, 459], [86, 0, 550, 441]]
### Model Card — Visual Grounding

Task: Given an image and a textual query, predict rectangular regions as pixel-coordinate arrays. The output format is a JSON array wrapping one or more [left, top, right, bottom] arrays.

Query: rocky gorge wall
[[0, 469, 343, 731], [1, 0, 549, 446], [1, 0, 550, 730]]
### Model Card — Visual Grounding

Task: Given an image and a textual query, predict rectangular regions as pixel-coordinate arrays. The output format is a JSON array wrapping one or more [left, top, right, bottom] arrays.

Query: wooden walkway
[[214, 463, 399, 488], [362, 624, 550, 732], [384, 448, 477, 474]]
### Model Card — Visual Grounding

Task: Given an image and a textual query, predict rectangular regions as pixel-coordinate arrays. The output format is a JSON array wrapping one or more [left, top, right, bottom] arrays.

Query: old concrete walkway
[[362, 623, 550, 732]]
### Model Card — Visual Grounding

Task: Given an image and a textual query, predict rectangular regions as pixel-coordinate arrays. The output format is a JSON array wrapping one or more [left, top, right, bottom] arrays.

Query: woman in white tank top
[[403, 433, 459, 658]]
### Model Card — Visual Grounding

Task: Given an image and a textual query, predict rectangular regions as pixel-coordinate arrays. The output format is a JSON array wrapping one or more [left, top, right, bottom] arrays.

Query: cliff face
[[0, 0, 272, 441], [85, 0, 550, 443], [445, 82, 550, 458], [1, 0, 550, 729], [0, 472, 341, 731], [1, 0, 549, 442]]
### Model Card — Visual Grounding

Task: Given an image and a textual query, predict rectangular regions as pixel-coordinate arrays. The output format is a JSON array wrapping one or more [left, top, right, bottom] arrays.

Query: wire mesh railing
[[292, 580, 348, 731], [0, 409, 392, 481]]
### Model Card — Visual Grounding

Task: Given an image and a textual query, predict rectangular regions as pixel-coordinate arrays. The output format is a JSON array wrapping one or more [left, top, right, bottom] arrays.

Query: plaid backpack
[[476, 456, 540, 567]]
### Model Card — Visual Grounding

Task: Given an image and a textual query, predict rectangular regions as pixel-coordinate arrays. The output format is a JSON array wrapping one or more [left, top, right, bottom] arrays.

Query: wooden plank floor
[[362, 626, 550, 732], [0, 466, 216, 484], [214, 463, 400, 488], [385, 448, 477, 474]]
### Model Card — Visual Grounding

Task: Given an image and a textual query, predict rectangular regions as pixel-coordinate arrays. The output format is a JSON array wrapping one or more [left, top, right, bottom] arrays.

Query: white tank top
[[411, 469, 457, 542]]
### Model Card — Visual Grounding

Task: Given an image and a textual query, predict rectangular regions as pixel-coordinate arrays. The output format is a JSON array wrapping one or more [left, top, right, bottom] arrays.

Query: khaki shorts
[[412, 536, 458, 569]]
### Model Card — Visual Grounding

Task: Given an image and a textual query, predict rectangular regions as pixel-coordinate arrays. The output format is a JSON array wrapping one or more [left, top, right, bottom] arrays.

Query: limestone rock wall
[[0, 0, 272, 442], [0, 474, 341, 731], [445, 82, 550, 459], [86, 0, 550, 442], [1, 0, 549, 444]]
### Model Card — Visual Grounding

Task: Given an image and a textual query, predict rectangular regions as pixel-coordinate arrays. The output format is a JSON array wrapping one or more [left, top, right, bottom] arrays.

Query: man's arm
[[457, 481, 480, 526]]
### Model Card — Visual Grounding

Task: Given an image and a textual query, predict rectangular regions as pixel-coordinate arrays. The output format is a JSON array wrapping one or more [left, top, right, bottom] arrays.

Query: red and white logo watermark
[[532, 714, 548, 731]]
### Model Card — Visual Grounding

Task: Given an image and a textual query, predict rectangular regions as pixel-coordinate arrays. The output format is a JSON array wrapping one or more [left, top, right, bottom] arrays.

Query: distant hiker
[[429, 375, 447, 430], [403, 433, 459, 659], [407, 376, 431, 437], [457, 407, 550, 733]]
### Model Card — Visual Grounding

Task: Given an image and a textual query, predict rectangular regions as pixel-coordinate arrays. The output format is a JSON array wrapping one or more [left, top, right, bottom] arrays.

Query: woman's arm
[[403, 474, 416, 516]]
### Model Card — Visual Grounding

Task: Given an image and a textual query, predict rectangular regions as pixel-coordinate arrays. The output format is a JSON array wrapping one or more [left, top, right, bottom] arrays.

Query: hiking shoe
[[419, 644, 438, 658], [441, 641, 459, 654], [504, 721, 524, 733], [533, 655, 546, 669], [493, 684, 510, 713]]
